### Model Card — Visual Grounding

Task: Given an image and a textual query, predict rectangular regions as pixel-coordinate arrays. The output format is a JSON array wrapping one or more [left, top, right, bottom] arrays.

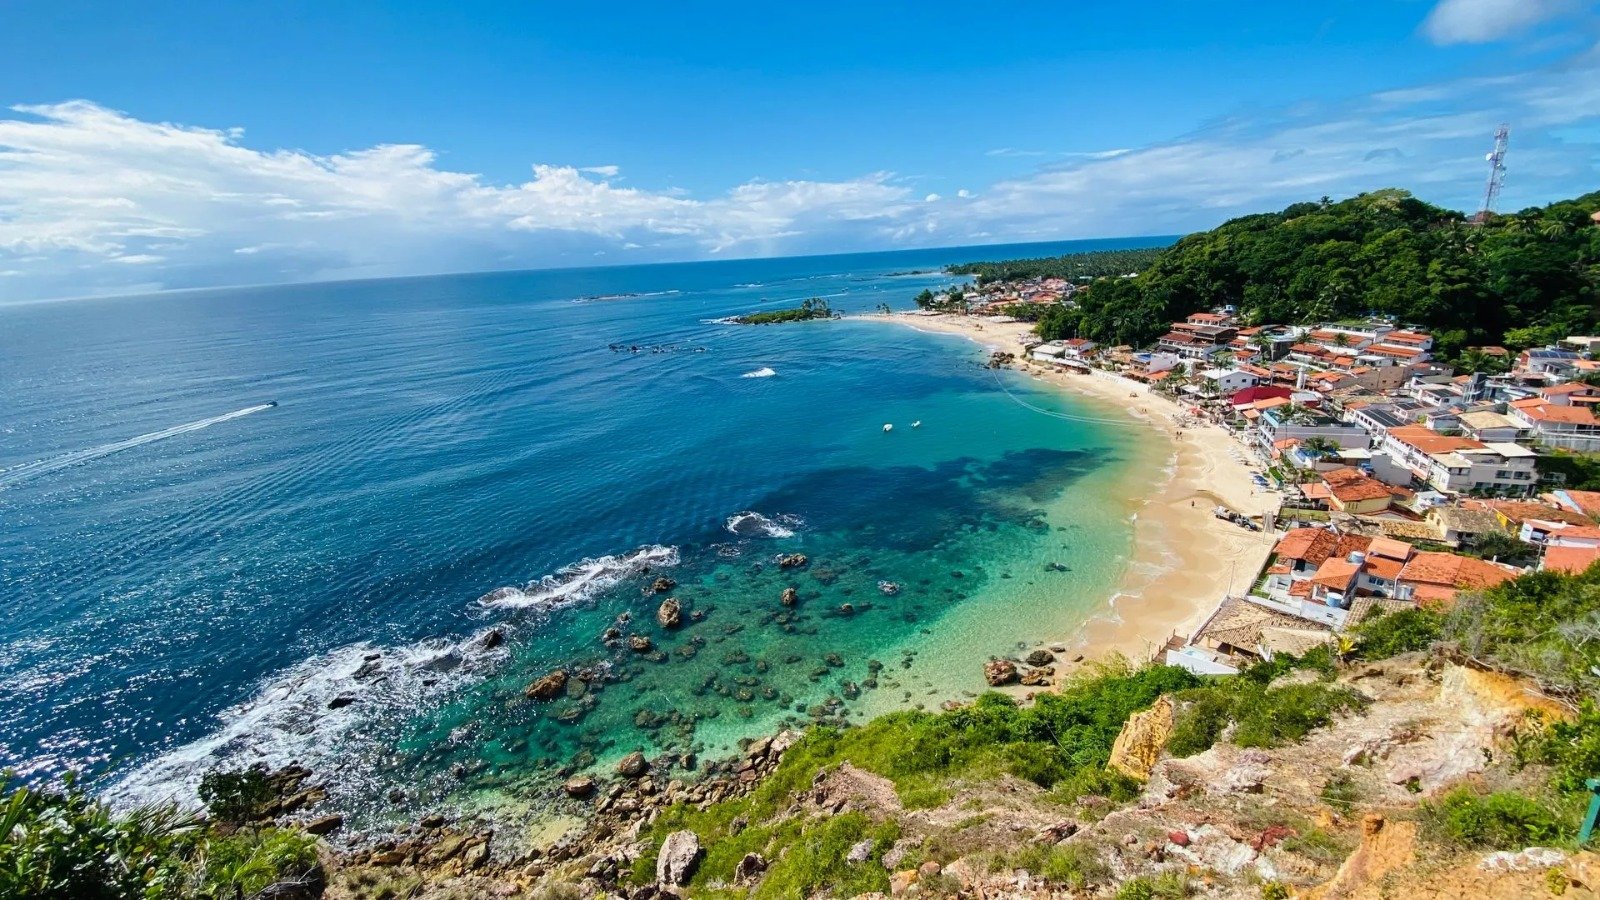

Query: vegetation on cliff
[[1032, 188, 1600, 352], [946, 247, 1167, 283]]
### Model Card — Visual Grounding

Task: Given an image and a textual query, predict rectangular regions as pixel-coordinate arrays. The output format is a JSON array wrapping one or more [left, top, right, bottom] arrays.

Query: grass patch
[[1167, 667, 1366, 758], [1418, 786, 1569, 850]]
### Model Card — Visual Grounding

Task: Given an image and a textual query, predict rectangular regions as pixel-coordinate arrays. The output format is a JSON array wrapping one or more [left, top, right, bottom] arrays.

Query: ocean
[[0, 237, 1170, 823]]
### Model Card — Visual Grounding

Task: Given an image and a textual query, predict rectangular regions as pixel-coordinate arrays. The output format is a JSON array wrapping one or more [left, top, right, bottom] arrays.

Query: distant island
[[730, 296, 838, 324]]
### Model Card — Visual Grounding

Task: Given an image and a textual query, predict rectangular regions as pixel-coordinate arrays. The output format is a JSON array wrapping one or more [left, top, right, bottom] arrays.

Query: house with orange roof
[[1397, 551, 1522, 607], [1379, 425, 1538, 494], [1517, 518, 1600, 550], [1381, 330, 1434, 351], [1543, 545, 1600, 574], [1320, 467, 1396, 514], [1505, 398, 1600, 451], [1543, 489, 1600, 520]]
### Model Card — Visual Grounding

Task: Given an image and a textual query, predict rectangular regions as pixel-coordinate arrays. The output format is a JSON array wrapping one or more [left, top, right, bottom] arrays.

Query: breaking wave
[[105, 630, 505, 809], [725, 511, 803, 539], [478, 544, 680, 609], [741, 367, 776, 379]]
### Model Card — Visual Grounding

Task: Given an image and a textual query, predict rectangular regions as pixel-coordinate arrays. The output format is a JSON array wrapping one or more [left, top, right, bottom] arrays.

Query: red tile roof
[[1399, 551, 1521, 605], [1544, 545, 1600, 574]]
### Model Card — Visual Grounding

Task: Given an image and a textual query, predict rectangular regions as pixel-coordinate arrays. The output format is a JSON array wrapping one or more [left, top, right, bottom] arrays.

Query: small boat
[[877, 580, 900, 595], [883, 423, 893, 432], [911, 420, 921, 428]]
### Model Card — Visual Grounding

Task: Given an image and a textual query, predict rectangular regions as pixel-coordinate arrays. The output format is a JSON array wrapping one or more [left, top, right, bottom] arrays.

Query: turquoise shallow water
[[0, 238, 1165, 822]]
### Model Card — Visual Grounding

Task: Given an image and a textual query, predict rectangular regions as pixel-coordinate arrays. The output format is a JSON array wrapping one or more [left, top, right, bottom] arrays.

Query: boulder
[[1107, 694, 1175, 782], [656, 598, 683, 628], [1019, 665, 1053, 687], [563, 776, 596, 798], [303, 814, 343, 836], [629, 635, 654, 653], [618, 751, 650, 778], [655, 830, 702, 886], [983, 658, 1018, 686], [780, 587, 798, 606], [1025, 649, 1054, 667], [778, 554, 808, 569], [480, 628, 505, 650], [525, 669, 568, 700], [651, 577, 677, 593], [847, 839, 875, 863], [734, 852, 768, 885]]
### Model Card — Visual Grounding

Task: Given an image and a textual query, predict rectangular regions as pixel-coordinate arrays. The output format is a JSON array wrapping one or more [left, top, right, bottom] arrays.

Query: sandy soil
[[856, 312, 1281, 665]]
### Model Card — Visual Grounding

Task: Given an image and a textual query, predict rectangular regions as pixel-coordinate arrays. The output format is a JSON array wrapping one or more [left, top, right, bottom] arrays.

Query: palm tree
[[1539, 218, 1570, 240]]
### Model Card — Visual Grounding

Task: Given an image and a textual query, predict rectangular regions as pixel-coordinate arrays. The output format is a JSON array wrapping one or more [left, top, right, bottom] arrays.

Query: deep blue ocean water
[[0, 238, 1169, 820]]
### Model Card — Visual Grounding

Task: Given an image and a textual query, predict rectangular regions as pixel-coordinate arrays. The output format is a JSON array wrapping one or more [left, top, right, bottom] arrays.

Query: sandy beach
[[857, 311, 1279, 666]]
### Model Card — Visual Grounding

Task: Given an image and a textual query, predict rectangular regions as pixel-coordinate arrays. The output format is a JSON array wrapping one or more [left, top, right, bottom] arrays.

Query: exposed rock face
[[1107, 694, 1175, 782], [524, 669, 568, 700], [617, 751, 649, 778], [656, 598, 682, 628], [655, 830, 702, 886], [303, 814, 343, 835], [1307, 814, 1417, 899], [780, 587, 798, 606], [651, 576, 677, 593], [983, 658, 1018, 686], [480, 628, 505, 650]]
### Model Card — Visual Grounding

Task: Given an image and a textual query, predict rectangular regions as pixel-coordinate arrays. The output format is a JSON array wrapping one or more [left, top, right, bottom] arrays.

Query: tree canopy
[[1036, 189, 1600, 351]]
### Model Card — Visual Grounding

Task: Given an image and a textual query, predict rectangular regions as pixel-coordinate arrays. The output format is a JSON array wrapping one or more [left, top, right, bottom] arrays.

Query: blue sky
[[2, 0, 1598, 300]]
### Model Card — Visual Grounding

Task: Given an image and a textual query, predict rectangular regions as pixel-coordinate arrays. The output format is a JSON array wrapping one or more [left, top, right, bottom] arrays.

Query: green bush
[[1167, 680, 1365, 757], [199, 827, 319, 898], [197, 766, 273, 825], [1420, 786, 1565, 849], [1354, 608, 1443, 659], [752, 813, 896, 900]]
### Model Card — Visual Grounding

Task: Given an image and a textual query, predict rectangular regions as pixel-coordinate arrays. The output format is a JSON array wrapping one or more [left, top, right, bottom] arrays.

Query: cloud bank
[[1421, 0, 1578, 44], [2, 42, 1598, 301]]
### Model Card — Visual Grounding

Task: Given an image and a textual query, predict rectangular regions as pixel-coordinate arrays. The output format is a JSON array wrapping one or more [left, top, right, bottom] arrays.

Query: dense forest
[[947, 247, 1165, 283], [1030, 189, 1600, 354]]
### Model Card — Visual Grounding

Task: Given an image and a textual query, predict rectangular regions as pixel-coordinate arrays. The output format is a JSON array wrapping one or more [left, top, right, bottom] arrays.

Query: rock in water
[[629, 635, 654, 653], [780, 587, 798, 607], [656, 597, 683, 628], [562, 776, 596, 798], [304, 814, 343, 835], [656, 830, 703, 886], [983, 658, 1018, 686], [525, 669, 568, 700], [1107, 694, 1175, 782], [778, 553, 808, 569], [480, 628, 505, 650], [651, 576, 677, 593], [1025, 648, 1054, 667], [618, 751, 650, 778]]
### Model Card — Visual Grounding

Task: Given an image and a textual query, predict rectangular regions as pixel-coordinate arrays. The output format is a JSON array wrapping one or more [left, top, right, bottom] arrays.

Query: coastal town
[[897, 280, 1600, 681]]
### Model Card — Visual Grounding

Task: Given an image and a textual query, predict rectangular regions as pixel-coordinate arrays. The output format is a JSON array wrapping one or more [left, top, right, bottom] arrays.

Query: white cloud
[[1421, 0, 1577, 44], [2, 41, 1599, 301]]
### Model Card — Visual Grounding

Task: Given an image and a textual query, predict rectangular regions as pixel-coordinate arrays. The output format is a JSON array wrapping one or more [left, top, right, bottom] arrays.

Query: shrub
[[1354, 608, 1442, 659], [752, 813, 896, 900], [197, 766, 273, 824], [1420, 786, 1564, 849], [199, 827, 320, 898]]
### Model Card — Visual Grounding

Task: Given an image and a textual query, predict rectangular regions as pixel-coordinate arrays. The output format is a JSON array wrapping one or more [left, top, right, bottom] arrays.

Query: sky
[[1, 0, 1599, 301]]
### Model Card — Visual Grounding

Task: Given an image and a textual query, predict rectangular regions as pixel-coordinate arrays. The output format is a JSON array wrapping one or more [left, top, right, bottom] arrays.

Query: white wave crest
[[104, 630, 504, 810], [725, 511, 803, 539], [741, 367, 776, 379], [479, 544, 680, 609]]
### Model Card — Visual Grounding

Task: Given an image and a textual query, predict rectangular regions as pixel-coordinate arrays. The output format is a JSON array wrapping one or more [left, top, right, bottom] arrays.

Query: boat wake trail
[[0, 403, 277, 489]]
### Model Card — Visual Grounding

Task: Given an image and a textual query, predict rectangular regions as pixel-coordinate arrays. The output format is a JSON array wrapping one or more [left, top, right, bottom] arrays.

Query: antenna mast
[[1478, 123, 1509, 222]]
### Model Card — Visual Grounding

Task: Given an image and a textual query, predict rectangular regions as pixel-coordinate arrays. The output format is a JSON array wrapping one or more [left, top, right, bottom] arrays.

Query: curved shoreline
[[853, 312, 1279, 670]]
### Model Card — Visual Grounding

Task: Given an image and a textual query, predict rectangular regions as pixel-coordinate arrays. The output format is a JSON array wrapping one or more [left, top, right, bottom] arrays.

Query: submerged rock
[[780, 587, 798, 607], [651, 576, 677, 593], [656, 597, 683, 628], [525, 669, 569, 700]]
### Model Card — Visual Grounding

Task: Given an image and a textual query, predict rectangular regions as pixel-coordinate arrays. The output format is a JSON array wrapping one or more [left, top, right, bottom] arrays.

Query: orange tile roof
[[1363, 554, 1407, 581], [1475, 500, 1594, 527], [1274, 527, 1339, 564], [1399, 551, 1520, 599], [1367, 536, 1414, 560], [1541, 382, 1594, 396], [1330, 478, 1394, 504], [1304, 483, 1333, 500], [1288, 579, 1314, 598], [1553, 489, 1600, 519], [1515, 403, 1597, 425], [1544, 545, 1600, 574], [1369, 344, 1425, 358], [1387, 425, 1486, 455], [1333, 533, 1373, 558], [1384, 331, 1432, 344], [1312, 558, 1361, 590]]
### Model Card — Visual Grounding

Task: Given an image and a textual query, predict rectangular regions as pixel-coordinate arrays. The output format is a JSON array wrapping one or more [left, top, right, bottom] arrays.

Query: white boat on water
[[883, 423, 893, 432], [911, 420, 921, 428]]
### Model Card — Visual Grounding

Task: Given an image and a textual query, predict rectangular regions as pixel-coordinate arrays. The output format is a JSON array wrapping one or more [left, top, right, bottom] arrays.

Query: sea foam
[[741, 367, 776, 378], [725, 511, 802, 538], [478, 544, 680, 609]]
